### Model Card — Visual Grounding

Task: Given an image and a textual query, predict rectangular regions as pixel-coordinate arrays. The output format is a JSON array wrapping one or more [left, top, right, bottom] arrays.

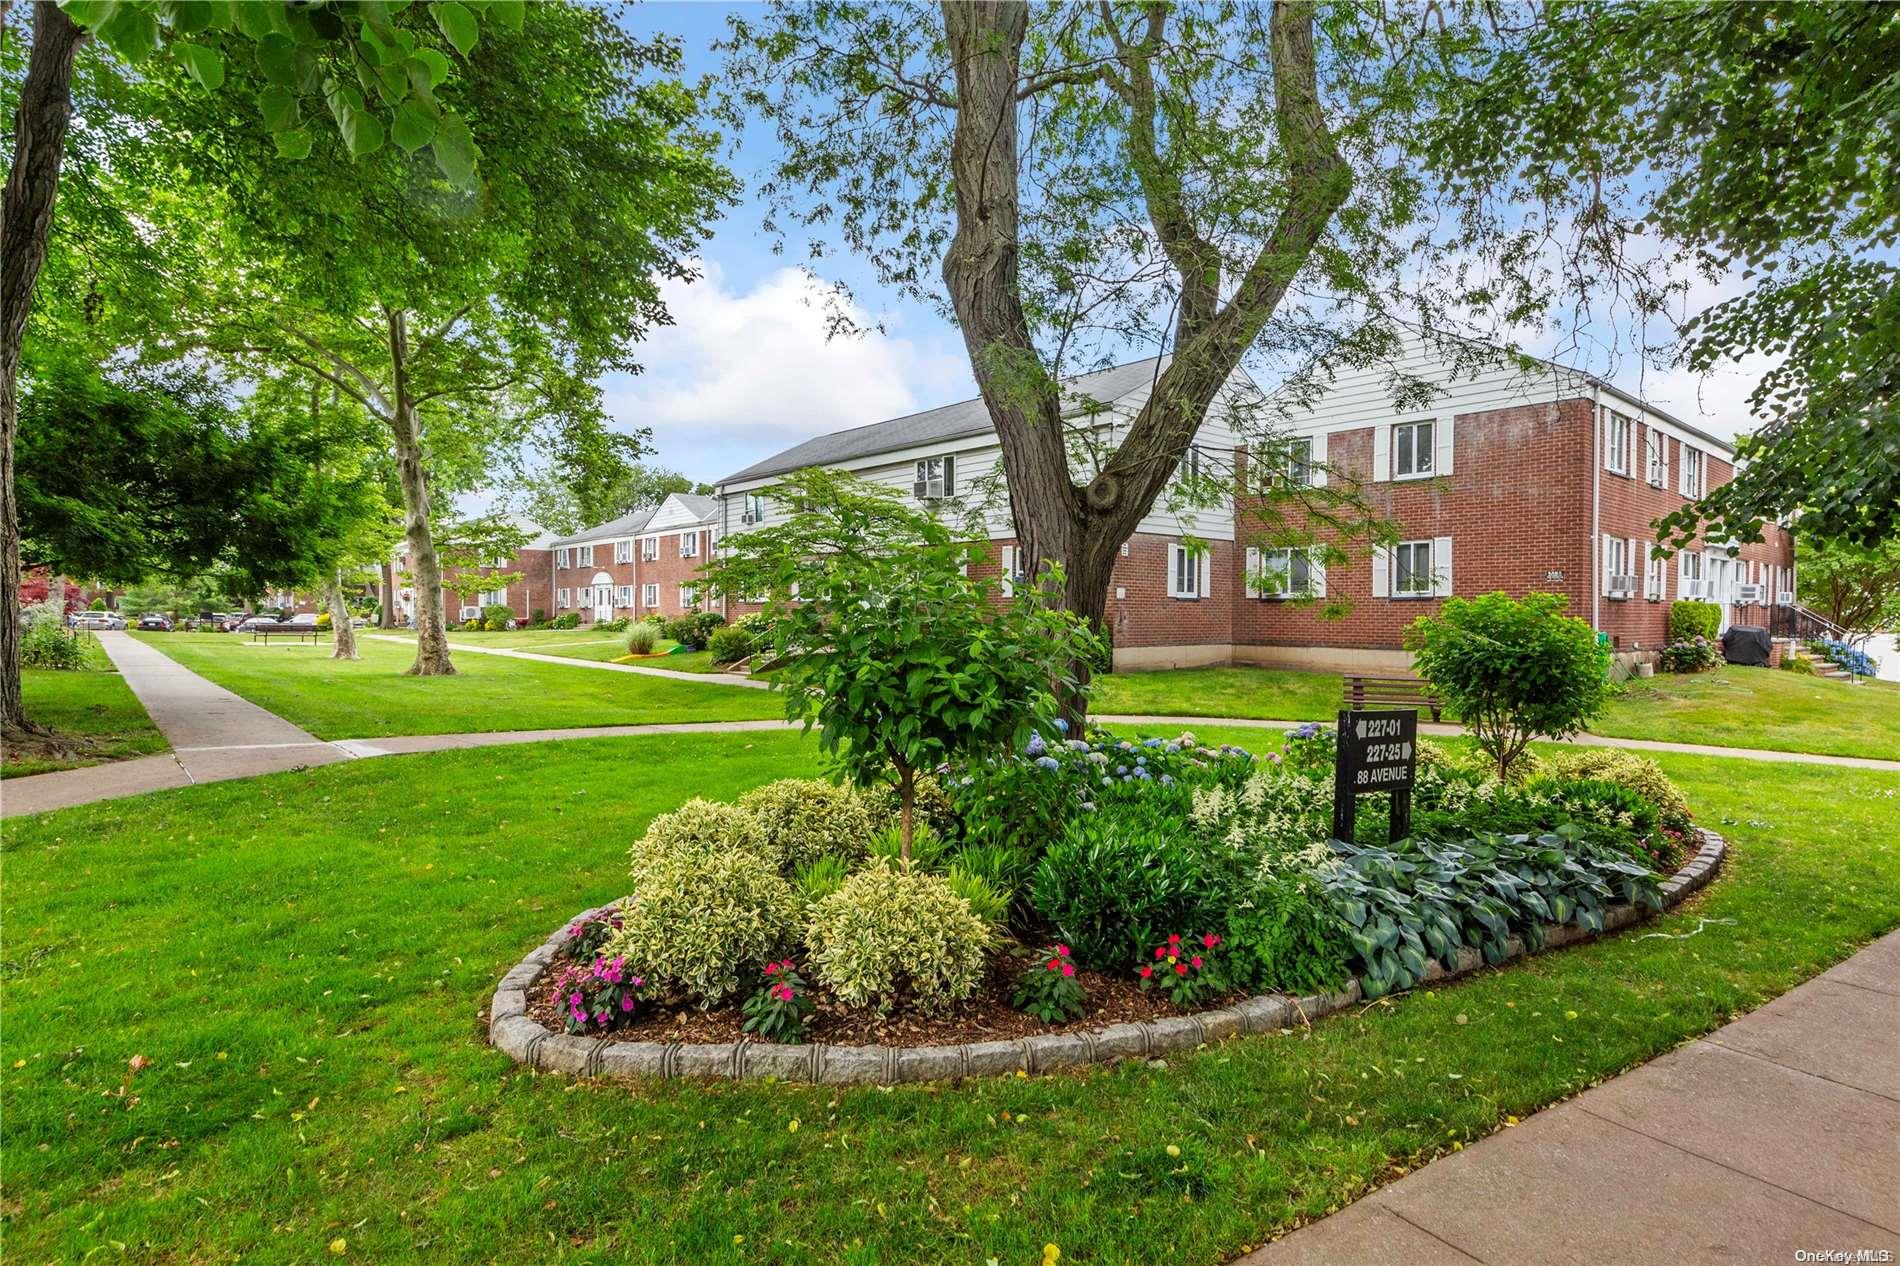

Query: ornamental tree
[[1797, 537, 1900, 648], [1405, 591, 1611, 782], [701, 469, 1101, 860]]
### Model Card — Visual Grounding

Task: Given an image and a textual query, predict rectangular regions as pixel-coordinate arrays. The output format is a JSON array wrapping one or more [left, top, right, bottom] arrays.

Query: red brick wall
[[639, 527, 716, 619], [551, 529, 715, 623], [968, 534, 1238, 650]]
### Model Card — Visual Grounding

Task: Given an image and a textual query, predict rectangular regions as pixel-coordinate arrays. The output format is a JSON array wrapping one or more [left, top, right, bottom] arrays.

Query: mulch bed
[[525, 951, 1248, 1048]]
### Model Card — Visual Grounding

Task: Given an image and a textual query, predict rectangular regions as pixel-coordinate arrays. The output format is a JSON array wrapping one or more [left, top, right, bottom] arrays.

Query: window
[[576, 544, 595, 567], [1679, 549, 1705, 599], [1645, 545, 1667, 600], [1679, 446, 1705, 498], [741, 492, 767, 525], [557, 587, 571, 609], [999, 544, 1028, 597], [1166, 543, 1207, 600], [641, 583, 659, 608], [678, 532, 699, 559], [555, 548, 571, 569], [1284, 437, 1315, 486], [1646, 428, 1667, 486], [478, 588, 507, 607], [679, 584, 698, 610], [1605, 411, 1633, 475], [576, 586, 592, 608], [1177, 444, 1204, 484], [640, 536, 659, 562], [1393, 420, 1435, 478], [1394, 540, 1435, 596], [1604, 535, 1633, 596], [615, 585, 633, 608], [614, 540, 632, 564], [913, 454, 955, 500], [1247, 547, 1321, 598]]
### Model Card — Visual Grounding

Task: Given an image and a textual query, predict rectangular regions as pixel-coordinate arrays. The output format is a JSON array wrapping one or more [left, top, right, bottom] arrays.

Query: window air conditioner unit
[[1608, 575, 1638, 596], [1688, 580, 1714, 600], [913, 477, 945, 500], [1776, 590, 1795, 605], [740, 511, 759, 526], [1735, 583, 1765, 604]]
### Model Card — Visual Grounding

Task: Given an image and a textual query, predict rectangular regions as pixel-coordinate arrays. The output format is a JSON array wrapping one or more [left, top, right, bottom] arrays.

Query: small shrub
[[1659, 636, 1720, 673], [625, 622, 659, 654], [597, 616, 630, 632], [1279, 722, 1336, 779], [530, 608, 548, 626], [793, 855, 850, 908], [1541, 748, 1692, 833], [315, 611, 333, 630], [630, 798, 768, 880], [943, 863, 1010, 929], [1667, 599, 1721, 643], [1533, 776, 1661, 840], [1137, 933, 1226, 1006], [737, 778, 875, 872], [1222, 869, 1351, 996], [552, 612, 581, 629], [608, 846, 799, 1005], [21, 603, 85, 670], [860, 772, 960, 841], [1407, 591, 1612, 780], [867, 819, 950, 870], [1011, 944, 1086, 1023], [662, 614, 702, 647], [1782, 652, 1817, 675], [482, 603, 514, 631], [707, 624, 757, 665], [1810, 636, 1878, 677], [1028, 809, 1218, 969], [559, 906, 625, 963], [741, 960, 815, 1043], [547, 954, 647, 1034], [805, 863, 989, 1012]]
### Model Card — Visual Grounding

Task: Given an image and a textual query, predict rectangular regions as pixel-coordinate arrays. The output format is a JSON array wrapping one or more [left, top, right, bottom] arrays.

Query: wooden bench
[[1342, 674, 1444, 722], [250, 622, 320, 645]]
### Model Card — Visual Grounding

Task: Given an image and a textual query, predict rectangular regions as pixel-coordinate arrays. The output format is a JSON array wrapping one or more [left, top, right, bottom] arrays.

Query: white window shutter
[[1000, 545, 1015, 597], [1371, 425, 1390, 483], [1625, 538, 1637, 589], [1166, 545, 1182, 598], [1310, 548, 1327, 598], [1602, 533, 1615, 596], [1432, 536, 1453, 597], [1371, 545, 1391, 598], [1639, 541, 1651, 594], [944, 453, 956, 495], [1678, 549, 1690, 598], [1312, 432, 1329, 487], [1199, 550, 1211, 599], [1244, 546, 1261, 597], [1434, 417, 1454, 476]]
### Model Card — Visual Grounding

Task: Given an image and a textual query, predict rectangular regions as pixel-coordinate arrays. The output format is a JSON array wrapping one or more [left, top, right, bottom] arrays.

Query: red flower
[[764, 962, 779, 976], [1202, 933, 1221, 949], [1168, 933, 1182, 945], [1154, 946, 1167, 960], [1047, 959, 1062, 972], [1175, 963, 1188, 976], [1191, 955, 1204, 968], [1061, 962, 1075, 978], [1139, 966, 1153, 979], [1055, 944, 1070, 957]]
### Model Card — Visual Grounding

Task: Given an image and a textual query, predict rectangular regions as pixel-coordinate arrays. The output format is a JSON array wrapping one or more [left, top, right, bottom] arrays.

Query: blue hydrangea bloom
[[1053, 716, 1070, 733], [1159, 773, 1174, 786], [1034, 755, 1059, 771], [1025, 732, 1047, 758], [1116, 764, 1128, 775]]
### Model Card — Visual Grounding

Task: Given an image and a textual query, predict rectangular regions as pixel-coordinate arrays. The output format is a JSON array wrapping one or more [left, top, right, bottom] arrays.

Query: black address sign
[[1331, 708, 1419, 843]]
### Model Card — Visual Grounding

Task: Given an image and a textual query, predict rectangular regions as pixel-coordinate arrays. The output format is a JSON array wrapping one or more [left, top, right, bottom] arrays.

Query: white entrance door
[[1709, 557, 1734, 633], [591, 572, 615, 623]]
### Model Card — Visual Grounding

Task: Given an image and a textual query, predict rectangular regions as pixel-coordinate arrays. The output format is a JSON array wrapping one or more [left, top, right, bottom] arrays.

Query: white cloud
[[599, 263, 973, 483]]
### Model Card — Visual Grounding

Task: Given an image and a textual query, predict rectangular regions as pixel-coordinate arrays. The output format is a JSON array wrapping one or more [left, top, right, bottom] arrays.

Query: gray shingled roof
[[719, 357, 1170, 485], [674, 492, 717, 522], [549, 507, 655, 548]]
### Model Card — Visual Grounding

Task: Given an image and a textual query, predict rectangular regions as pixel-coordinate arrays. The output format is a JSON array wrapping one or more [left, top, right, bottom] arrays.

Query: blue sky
[[599, 3, 1770, 490]]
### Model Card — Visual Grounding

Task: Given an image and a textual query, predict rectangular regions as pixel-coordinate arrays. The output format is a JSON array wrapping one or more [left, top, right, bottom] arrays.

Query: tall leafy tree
[[720, 2, 1508, 703], [128, 2, 734, 674], [1, 0, 506, 732], [1797, 538, 1900, 649], [1427, 1, 1900, 549]]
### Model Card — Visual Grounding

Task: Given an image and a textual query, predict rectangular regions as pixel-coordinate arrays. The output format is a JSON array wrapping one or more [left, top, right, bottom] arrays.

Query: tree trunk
[[0, 3, 86, 735], [326, 570, 359, 660], [384, 310, 454, 675], [378, 560, 397, 628]]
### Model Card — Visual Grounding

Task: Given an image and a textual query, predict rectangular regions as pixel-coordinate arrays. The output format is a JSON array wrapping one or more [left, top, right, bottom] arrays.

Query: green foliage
[[606, 845, 799, 1007], [629, 798, 767, 880], [1407, 592, 1611, 780], [1010, 945, 1086, 1024], [859, 772, 960, 841], [1795, 536, 1900, 639], [662, 612, 723, 649], [1028, 807, 1217, 971], [942, 864, 1011, 930], [1660, 637, 1721, 674], [707, 624, 758, 665], [1542, 748, 1693, 834], [740, 960, 814, 1044], [551, 613, 581, 630], [867, 821, 949, 872], [791, 856, 850, 909], [1221, 869, 1351, 998], [804, 863, 989, 1013], [624, 623, 658, 655], [1667, 601, 1722, 643], [20, 604, 85, 671], [735, 778, 874, 873], [702, 469, 1100, 858], [1137, 933, 1227, 1007], [480, 604, 513, 632]]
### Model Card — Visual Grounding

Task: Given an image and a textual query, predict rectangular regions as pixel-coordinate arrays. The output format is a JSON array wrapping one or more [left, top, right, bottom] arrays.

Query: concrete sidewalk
[[1, 631, 347, 817], [1240, 930, 1900, 1265], [362, 634, 769, 689]]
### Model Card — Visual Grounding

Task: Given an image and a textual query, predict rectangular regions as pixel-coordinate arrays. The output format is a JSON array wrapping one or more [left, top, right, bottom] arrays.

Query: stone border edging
[[489, 829, 1727, 1085]]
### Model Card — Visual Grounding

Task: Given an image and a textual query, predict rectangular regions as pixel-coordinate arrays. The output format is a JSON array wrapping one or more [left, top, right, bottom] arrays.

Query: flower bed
[[493, 724, 1719, 1081]]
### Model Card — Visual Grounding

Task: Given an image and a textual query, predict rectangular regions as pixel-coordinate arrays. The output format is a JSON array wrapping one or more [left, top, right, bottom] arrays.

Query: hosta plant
[[1011, 944, 1086, 1023], [1136, 933, 1226, 1007], [741, 960, 815, 1043]]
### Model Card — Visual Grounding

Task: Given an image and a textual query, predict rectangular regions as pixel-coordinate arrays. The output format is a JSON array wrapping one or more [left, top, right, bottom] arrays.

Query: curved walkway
[[1238, 930, 1900, 1264], [363, 634, 769, 688]]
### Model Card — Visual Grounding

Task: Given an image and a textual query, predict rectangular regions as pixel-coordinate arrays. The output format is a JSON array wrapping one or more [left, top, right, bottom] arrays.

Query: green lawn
[[4, 728, 1895, 1264], [133, 632, 781, 740], [1096, 663, 1900, 760], [397, 629, 741, 672], [5, 641, 167, 778]]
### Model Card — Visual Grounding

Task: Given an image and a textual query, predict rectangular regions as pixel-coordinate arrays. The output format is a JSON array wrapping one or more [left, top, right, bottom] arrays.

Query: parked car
[[136, 613, 174, 632], [71, 610, 127, 631], [287, 612, 318, 627], [235, 615, 280, 633]]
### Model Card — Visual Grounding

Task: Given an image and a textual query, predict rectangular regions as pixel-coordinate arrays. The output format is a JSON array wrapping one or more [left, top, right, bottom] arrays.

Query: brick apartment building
[[547, 493, 719, 624], [714, 336, 1794, 673], [396, 527, 557, 625]]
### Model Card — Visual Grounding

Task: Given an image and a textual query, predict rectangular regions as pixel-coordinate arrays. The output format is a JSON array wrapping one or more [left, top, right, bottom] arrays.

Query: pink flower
[[1202, 933, 1221, 949], [1190, 955, 1203, 969], [1060, 962, 1075, 978], [1168, 933, 1181, 945], [775, 984, 795, 1002], [1154, 946, 1167, 960], [620, 995, 636, 1011], [764, 962, 779, 976], [1055, 944, 1070, 957]]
